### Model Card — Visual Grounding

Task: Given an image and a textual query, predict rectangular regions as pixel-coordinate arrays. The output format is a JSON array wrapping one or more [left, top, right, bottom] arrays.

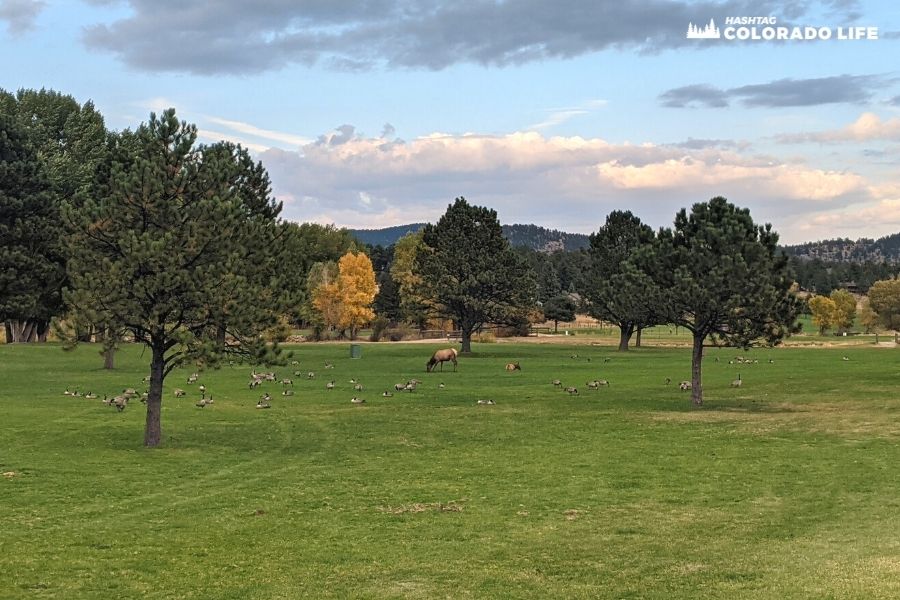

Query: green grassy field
[[3, 341, 900, 599]]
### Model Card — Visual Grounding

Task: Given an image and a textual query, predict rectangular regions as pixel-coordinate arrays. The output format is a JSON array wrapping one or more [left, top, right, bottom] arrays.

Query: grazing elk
[[426, 348, 458, 373]]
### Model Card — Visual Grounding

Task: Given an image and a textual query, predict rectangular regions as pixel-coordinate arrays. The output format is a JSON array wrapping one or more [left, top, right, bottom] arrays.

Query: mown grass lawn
[[2, 341, 900, 599]]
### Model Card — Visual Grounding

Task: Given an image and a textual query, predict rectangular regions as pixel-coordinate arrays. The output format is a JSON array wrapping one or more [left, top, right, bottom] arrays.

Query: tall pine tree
[[64, 109, 283, 446], [656, 197, 799, 405], [417, 197, 534, 353]]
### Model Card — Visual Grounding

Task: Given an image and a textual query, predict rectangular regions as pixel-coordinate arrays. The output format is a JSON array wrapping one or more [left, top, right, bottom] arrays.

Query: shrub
[[369, 316, 390, 342]]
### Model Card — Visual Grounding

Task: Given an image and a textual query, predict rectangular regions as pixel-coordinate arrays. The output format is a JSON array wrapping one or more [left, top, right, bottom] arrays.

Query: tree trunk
[[460, 327, 472, 353], [635, 326, 643, 348], [144, 340, 166, 447], [216, 323, 227, 349], [554, 320, 559, 333], [104, 347, 116, 370], [691, 333, 704, 406], [618, 322, 634, 351], [4, 321, 11, 343], [35, 320, 49, 342]]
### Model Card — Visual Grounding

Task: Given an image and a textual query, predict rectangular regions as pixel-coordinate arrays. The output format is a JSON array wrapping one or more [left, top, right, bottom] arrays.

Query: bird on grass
[[351, 397, 366, 404], [476, 399, 495, 405], [256, 400, 271, 409]]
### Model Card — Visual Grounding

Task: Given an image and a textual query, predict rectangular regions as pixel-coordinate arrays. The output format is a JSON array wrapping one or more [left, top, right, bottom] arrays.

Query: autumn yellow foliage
[[312, 251, 376, 338]]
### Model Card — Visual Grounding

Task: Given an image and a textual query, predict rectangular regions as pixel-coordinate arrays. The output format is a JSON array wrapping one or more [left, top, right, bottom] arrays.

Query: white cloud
[[778, 112, 900, 144], [203, 115, 312, 148], [260, 128, 884, 242], [527, 99, 608, 130]]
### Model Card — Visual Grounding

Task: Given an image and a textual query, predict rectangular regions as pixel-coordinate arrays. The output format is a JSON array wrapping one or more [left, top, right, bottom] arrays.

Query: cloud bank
[[80, 0, 858, 75], [258, 127, 876, 243]]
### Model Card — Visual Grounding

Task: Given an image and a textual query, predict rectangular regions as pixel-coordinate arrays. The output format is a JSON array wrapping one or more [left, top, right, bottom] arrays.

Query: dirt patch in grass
[[377, 500, 465, 515], [647, 401, 900, 438]]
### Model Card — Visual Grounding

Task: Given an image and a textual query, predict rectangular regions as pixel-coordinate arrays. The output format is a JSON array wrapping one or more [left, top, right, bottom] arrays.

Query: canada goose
[[291, 360, 300, 366], [565, 387, 578, 395], [349, 378, 357, 384], [324, 362, 334, 369], [325, 381, 335, 390], [476, 399, 495, 405], [551, 379, 562, 387], [174, 388, 186, 397], [85, 392, 98, 399], [102, 394, 112, 405], [404, 382, 417, 392], [394, 383, 405, 391], [307, 372, 315, 379], [596, 379, 610, 386], [198, 384, 206, 394], [587, 381, 600, 390], [350, 397, 365, 404], [731, 374, 742, 388], [603, 357, 611, 363], [293, 370, 302, 377], [112, 396, 127, 411], [142, 375, 151, 383], [122, 388, 138, 399], [439, 383, 445, 389], [282, 389, 294, 396], [505, 362, 521, 371], [354, 383, 363, 392], [679, 381, 692, 390], [571, 354, 579, 359], [248, 379, 260, 389], [72, 390, 82, 397], [63, 388, 73, 396], [768, 358, 774, 364], [256, 400, 271, 409], [382, 391, 394, 397], [196, 396, 213, 407], [140, 392, 149, 403], [281, 379, 293, 386], [187, 374, 198, 384], [842, 356, 850, 361]]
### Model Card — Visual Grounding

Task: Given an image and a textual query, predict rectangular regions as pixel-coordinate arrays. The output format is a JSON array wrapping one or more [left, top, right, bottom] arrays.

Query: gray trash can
[[350, 344, 362, 359]]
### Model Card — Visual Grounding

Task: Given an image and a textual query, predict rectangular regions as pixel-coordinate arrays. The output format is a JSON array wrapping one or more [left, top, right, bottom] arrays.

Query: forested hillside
[[352, 223, 590, 252]]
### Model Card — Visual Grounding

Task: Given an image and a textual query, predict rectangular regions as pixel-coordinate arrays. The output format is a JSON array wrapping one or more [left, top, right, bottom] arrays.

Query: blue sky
[[2, 0, 899, 243]]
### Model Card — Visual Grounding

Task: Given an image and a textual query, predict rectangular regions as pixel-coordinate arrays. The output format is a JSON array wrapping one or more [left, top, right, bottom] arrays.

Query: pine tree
[[417, 197, 535, 353], [63, 109, 283, 447], [656, 197, 799, 405], [584, 211, 662, 351]]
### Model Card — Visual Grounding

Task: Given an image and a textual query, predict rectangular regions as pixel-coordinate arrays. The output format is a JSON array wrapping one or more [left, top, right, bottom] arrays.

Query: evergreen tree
[[418, 197, 535, 353], [63, 110, 283, 447], [656, 197, 799, 405], [585, 211, 661, 350], [0, 114, 58, 342], [1, 88, 107, 342], [543, 294, 576, 333]]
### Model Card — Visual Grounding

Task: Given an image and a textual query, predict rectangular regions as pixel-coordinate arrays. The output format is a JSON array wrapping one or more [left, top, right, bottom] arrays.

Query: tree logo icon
[[687, 19, 721, 39]]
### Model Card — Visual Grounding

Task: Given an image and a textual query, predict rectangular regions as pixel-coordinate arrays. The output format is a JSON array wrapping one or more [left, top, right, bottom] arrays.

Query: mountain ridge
[[351, 223, 591, 252]]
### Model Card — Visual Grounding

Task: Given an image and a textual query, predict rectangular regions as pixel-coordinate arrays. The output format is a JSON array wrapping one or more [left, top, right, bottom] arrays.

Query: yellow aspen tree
[[336, 251, 376, 339], [808, 295, 837, 335]]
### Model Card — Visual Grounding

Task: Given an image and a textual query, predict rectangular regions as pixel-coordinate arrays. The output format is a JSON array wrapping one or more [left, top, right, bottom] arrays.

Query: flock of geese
[[62, 352, 854, 412]]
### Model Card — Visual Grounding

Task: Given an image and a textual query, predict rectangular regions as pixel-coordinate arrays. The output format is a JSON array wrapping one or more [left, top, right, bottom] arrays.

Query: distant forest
[[356, 224, 900, 296], [351, 223, 590, 253]]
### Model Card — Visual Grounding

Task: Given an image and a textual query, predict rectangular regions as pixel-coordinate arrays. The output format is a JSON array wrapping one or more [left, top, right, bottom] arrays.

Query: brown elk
[[426, 348, 458, 372]]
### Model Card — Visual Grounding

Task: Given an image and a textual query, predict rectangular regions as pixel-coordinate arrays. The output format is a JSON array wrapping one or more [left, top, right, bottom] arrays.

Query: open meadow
[[3, 341, 900, 599]]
